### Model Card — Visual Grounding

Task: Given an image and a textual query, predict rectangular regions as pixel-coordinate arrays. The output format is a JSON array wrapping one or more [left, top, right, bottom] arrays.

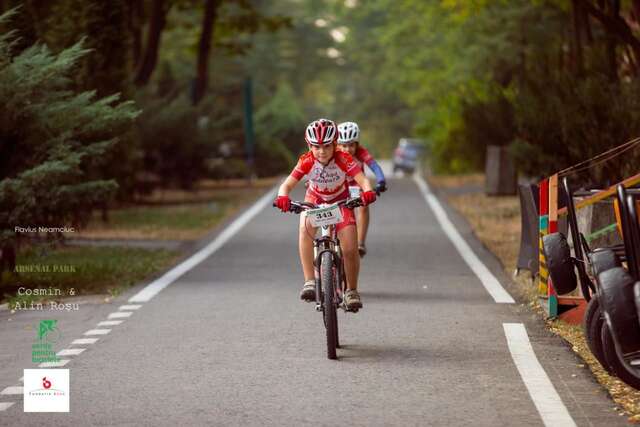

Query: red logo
[[42, 377, 51, 389]]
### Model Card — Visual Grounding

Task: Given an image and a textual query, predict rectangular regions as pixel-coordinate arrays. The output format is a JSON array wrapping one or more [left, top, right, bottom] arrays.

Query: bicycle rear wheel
[[321, 251, 338, 360]]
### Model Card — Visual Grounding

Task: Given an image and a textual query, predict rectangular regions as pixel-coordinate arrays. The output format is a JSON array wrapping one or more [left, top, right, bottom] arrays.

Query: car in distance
[[393, 138, 425, 174]]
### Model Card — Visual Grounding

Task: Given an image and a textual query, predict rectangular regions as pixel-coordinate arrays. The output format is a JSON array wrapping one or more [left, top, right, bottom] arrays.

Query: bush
[[0, 10, 139, 253], [254, 139, 295, 177], [137, 95, 216, 189]]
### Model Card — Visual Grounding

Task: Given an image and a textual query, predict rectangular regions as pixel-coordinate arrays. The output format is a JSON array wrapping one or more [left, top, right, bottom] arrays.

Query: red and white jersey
[[291, 151, 362, 202], [347, 146, 374, 184]]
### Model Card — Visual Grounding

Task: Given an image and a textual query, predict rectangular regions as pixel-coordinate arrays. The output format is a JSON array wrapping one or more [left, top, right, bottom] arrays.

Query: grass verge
[[2, 178, 277, 305], [76, 179, 276, 240], [1, 246, 179, 307]]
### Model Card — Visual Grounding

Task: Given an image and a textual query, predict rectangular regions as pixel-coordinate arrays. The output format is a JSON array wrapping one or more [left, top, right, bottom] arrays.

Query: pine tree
[[0, 9, 140, 268]]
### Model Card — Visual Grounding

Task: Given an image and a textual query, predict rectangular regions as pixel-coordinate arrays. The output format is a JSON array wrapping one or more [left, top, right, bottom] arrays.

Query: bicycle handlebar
[[272, 197, 364, 214]]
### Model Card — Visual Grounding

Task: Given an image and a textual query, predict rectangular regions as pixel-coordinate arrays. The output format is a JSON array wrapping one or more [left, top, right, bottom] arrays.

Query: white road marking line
[[0, 402, 15, 411], [98, 320, 123, 326], [57, 348, 85, 357], [39, 359, 70, 368], [108, 312, 132, 319], [503, 323, 576, 427], [118, 304, 141, 310], [72, 338, 99, 345], [19, 377, 23, 382], [84, 329, 111, 336], [0, 386, 22, 395], [413, 174, 515, 303], [129, 184, 279, 303]]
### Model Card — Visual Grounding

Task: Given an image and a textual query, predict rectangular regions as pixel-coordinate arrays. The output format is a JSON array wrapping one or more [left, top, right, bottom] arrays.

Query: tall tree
[[192, 0, 222, 104], [134, 0, 170, 86]]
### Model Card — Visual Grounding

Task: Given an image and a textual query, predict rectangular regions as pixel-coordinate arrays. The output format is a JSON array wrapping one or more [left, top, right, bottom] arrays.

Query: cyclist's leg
[[356, 205, 370, 246], [299, 212, 317, 281], [337, 208, 359, 290]]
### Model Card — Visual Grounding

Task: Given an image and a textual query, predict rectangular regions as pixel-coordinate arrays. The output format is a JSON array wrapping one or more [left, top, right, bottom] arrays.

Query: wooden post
[[547, 174, 559, 317], [539, 178, 549, 297]]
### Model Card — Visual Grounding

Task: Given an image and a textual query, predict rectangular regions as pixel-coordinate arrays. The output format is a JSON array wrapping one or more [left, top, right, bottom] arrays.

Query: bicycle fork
[[313, 226, 342, 312]]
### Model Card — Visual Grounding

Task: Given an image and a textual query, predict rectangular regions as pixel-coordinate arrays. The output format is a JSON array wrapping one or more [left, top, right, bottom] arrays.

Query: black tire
[[321, 251, 338, 360], [542, 233, 577, 295], [601, 323, 640, 389], [583, 295, 611, 373], [589, 249, 621, 280], [598, 267, 640, 356], [634, 282, 640, 327]]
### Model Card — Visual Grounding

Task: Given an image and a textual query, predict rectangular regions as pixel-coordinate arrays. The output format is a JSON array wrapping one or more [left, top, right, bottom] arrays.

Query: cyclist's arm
[[278, 175, 299, 196], [352, 172, 373, 192], [365, 159, 386, 184]]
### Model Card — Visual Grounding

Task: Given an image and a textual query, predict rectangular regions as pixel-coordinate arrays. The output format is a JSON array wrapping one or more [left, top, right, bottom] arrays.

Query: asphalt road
[[0, 173, 630, 426]]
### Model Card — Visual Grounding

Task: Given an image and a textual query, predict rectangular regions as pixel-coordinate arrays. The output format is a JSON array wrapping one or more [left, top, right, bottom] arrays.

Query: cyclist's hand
[[274, 195, 291, 212], [375, 181, 387, 194], [361, 190, 377, 206]]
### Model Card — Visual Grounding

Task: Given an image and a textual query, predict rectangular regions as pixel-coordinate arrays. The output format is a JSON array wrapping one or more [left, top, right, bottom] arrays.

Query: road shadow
[[361, 290, 491, 304], [335, 343, 443, 364]]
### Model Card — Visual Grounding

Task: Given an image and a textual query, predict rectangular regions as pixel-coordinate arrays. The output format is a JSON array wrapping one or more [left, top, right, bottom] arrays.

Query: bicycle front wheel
[[321, 251, 338, 360]]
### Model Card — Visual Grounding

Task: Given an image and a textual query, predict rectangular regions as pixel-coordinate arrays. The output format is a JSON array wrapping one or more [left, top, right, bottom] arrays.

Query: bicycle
[[275, 196, 364, 360]]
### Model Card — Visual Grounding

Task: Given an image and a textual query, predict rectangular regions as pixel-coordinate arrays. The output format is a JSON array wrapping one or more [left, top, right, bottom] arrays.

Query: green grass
[[78, 190, 263, 240], [1, 245, 179, 306], [105, 202, 226, 230], [76, 202, 230, 240]]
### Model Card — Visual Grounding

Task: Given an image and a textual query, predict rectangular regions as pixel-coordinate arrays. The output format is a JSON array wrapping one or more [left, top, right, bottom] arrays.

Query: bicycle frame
[[311, 216, 345, 311]]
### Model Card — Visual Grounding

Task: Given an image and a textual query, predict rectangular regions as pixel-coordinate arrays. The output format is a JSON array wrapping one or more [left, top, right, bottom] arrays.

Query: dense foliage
[[0, 10, 139, 249]]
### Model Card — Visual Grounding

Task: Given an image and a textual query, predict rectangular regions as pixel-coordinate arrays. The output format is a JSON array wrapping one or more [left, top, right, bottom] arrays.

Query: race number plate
[[348, 186, 361, 198], [307, 204, 343, 227]]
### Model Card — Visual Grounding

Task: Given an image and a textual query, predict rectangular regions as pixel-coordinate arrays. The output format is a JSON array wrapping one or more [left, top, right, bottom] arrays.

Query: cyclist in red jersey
[[337, 122, 387, 257], [274, 119, 377, 310]]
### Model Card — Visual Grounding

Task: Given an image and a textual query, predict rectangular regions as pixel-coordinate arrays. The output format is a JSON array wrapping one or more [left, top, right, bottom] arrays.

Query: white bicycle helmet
[[305, 118, 338, 146], [338, 121, 360, 144]]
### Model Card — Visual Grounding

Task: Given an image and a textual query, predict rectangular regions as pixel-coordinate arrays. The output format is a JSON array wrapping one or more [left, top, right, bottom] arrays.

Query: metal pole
[[243, 77, 255, 184]]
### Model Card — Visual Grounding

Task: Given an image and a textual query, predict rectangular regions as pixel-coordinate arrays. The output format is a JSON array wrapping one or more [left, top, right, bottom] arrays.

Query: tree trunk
[[191, 0, 222, 105], [0, 243, 16, 273], [632, 0, 640, 23], [581, 0, 594, 43], [6, 0, 38, 55], [129, 0, 144, 68], [580, 0, 640, 64], [134, 0, 168, 86], [625, 44, 639, 75], [606, 0, 620, 82], [572, 0, 585, 75]]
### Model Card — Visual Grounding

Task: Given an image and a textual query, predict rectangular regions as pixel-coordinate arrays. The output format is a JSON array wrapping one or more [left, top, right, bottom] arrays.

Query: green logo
[[32, 320, 61, 364]]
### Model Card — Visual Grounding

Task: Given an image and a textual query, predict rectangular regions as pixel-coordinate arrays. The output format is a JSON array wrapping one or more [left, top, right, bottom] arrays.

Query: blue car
[[393, 138, 424, 174]]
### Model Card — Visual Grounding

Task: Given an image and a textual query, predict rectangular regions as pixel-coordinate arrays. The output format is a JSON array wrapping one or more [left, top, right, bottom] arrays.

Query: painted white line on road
[[129, 184, 279, 303], [98, 320, 123, 326], [0, 402, 14, 411], [84, 329, 111, 336], [108, 312, 132, 319], [413, 174, 515, 303], [72, 338, 99, 345], [118, 305, 141, 310], [503, 323, 576, 427], [57, 348, 85, 357], [19, 377, 22, 382], [0, 386, 22, 395], [39, 359, 70, 368]]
